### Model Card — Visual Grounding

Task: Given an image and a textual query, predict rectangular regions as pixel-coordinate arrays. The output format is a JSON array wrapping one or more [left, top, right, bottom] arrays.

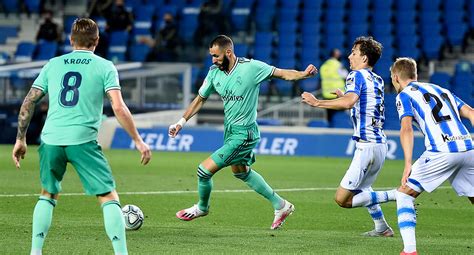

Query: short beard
[[218, 55, 230, 71]]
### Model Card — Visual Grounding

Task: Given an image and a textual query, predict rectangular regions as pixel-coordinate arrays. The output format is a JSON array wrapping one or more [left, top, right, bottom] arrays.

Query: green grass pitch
[[0, 145, 472, 254]]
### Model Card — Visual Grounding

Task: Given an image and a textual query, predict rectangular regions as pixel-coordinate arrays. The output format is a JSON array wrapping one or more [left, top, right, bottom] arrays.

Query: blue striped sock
[[396, 191, 417, 253]]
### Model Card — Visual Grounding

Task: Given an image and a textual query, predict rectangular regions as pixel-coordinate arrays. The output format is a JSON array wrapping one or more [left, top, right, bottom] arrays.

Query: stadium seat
[[278, 20, 298, 34], [455, 60, 473, 74], [107, 31, 129, 62], [307, 119, 329, 128], [420, 0, 441, 11], [234, 43, 249, 57], [24, 0, 41, 14], [371, 11, 392, 24], [259, 80, 270, 95], [254, 32, 274, 47], [301, 34, 321, 49], [278, 33, 297, 47], [278, 9, 299, 22], [348, 10, 369, 23], [327, 0, 347, 10], [373, 0, 393, 11], [252, 45, 272, 63], [0, 26, 18, 44], [422, 35, 444, 60], [442, 0, 465, 11], [299, 78, 319, 92], [274, 79, 293, 96], [255, 7, 275, 31], [179, 8, 200, 43], [395, 0, 417, 11], [324, 22, 345, 36], [0, 51, 10, 65], [325, 9, 345, 23], [301, 9, 322, 24], [14, 42, 36, 63], [301, 22, 322, 37], [429, 72, 452, 89], [330, 111, 352, 128], [231, 7, 251, 32], [129, 44, 151, 62], [302, 0, 323, 9], [256, 118, 283, 126], [1, 0, 19, 14], [445, 23, 468, 46], [34, 41, 58, 60], [347, 23, 369, 44]]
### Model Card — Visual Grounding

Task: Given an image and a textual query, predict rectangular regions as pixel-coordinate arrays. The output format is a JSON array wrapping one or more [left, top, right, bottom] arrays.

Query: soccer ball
[[121, 204, 144, 230]]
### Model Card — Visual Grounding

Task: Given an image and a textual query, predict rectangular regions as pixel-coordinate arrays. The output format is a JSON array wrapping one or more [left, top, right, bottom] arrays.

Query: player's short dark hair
[[391, 57, 417, 80], [209, 35, 234, 51], [71, 18, 99, 48], [353, 36, 383, 67]]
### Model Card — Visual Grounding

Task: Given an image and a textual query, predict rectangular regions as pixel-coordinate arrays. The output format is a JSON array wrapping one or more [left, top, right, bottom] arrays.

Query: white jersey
[[345, 69, 386, 143], [396, 82, 473, 153]]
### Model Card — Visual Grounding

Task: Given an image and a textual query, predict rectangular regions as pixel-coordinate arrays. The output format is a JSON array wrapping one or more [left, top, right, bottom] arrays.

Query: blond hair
[[71, 18, 99, 48], [391, 57, 417, 80]]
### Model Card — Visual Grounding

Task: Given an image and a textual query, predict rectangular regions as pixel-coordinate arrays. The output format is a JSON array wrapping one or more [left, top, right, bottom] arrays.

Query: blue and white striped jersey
[[345, 69, 386, 143], [396, 82, 473, 152]]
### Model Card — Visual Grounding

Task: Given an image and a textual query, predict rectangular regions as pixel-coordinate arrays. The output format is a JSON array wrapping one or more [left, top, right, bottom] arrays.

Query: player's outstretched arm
[[399, 116, 414, 187], [107, 89, 151, 165], [169, 95, 206, 138], [459, 104, 474, 126], [301, 91, 358, 110], [272, 64, 318, 81], [12, 88, 45, 168]]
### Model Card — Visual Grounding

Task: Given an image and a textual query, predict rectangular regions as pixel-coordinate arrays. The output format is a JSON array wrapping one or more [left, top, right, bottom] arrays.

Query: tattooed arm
[[12, 88, 45, 168]]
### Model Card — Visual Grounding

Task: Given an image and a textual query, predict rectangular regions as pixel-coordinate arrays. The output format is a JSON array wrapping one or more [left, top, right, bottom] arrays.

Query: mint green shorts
[[38, 140, 116, 195], [211, 123, 260, 168]]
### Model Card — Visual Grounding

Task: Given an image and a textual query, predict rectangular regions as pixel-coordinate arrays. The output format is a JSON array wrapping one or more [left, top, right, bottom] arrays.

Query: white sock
[[367, 204, 389, 232], [30, 249, 42, 255], [396, 191, 417, 253], [352, 189, 397, 207]]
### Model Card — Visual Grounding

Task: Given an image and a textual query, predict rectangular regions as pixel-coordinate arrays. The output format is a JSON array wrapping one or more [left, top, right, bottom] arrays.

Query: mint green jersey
[[32, 50, 120, 145], [199, 58, 275, 126]]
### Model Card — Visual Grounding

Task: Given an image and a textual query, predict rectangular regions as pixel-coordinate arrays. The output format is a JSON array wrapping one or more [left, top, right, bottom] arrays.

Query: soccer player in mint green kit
[[12, 18, 152, 255], [169, 35, 317, 229]]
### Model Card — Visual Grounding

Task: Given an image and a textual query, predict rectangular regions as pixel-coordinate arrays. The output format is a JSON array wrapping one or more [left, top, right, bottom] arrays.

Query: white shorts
[[407, 150, 474, 196], [340, 142, 388, 190]]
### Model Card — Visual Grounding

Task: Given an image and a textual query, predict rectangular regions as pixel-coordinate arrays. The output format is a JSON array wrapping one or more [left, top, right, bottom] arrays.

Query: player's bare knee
[[41, 189, 58, 200], [334, 197, 351, 208]]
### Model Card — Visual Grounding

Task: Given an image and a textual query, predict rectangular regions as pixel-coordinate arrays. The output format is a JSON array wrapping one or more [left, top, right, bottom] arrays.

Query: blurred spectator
[[87, 0, 113, 18], [106, 0, 133, 32], [139, 13, 180, 61], [36, 10, 61, 42], [194, 0, 229, 46], [319, 49, 348, 123]]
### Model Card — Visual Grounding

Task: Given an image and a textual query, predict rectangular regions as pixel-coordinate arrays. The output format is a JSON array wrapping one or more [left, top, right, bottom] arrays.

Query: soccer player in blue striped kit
[[302, 36, 396, 237], [390, 57, 474, 255]]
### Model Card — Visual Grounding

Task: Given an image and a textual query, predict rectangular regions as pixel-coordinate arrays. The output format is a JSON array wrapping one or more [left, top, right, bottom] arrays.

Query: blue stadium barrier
[[111, 126, 428, 159]]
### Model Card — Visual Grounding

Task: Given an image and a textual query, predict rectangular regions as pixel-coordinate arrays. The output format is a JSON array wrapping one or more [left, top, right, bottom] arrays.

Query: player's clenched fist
[[168, 117, 187, 138]]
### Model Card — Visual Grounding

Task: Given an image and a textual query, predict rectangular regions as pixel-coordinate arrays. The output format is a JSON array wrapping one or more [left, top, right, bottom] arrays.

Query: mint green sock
[[197, 164, 213, 211], [31, 196, 56, 253], [102, 200, 127, 255], [234, 169, 284, 210]]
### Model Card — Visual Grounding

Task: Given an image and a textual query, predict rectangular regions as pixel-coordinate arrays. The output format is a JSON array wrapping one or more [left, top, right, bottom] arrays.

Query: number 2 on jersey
[[423, 92, 454, 123], [60, 71, 82, 107]]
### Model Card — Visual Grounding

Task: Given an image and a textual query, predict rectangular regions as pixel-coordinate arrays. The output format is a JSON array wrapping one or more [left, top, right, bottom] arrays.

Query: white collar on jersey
[[224, 58, 238, 75]]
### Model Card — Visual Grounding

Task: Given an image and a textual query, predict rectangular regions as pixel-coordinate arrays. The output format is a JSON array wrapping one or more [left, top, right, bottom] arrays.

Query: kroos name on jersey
[[63, 58, 92, 65]]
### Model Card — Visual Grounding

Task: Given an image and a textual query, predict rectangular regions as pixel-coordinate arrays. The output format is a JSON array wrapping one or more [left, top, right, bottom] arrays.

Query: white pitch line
[[0, 186, 452, 198]]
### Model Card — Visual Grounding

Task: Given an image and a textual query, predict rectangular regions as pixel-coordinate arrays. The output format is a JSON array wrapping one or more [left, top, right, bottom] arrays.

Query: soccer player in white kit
[[390, 57, 474, 255], [302, 36, 396, 237]]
